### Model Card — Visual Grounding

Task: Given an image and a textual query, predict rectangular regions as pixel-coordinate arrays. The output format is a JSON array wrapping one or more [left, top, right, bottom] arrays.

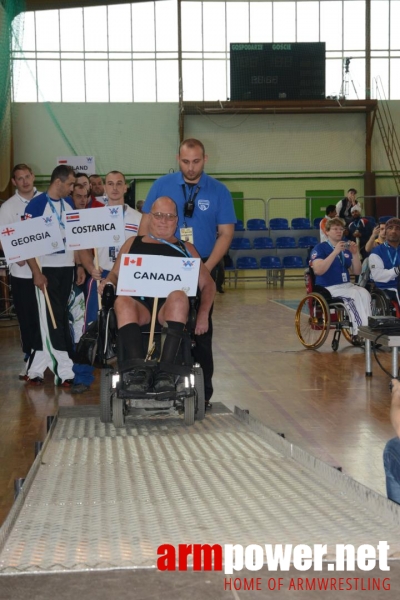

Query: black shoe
[[217, 287, 225, 294], [153, 371, 175, 393], [125, 368, 153, 393], [351, 335, 364, 347], [27, 376, 44, 386]]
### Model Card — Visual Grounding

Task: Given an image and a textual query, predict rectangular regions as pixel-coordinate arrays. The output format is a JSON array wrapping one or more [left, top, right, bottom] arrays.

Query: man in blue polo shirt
[[139, 138, 236, 405]]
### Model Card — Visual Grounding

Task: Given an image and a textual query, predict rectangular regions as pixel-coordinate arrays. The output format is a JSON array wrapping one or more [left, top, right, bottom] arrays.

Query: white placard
[[57, 156, 96, 175], [117, 254, 200, 298], [64, 206, 125, 250], [0, 218, 64, 264]]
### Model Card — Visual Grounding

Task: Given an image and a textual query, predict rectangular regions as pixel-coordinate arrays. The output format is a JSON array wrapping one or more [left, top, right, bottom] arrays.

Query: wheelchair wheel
[[371, 289, 392, 316], [194, 367, 205, 421], [100, 369, 112, 423], [112, 396, 125, 428], [184, 396, 195, 426], [295, 293, 331, 349]]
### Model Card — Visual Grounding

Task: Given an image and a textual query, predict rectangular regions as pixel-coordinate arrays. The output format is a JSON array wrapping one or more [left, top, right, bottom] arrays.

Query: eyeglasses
[[150, 212, 177, 221]]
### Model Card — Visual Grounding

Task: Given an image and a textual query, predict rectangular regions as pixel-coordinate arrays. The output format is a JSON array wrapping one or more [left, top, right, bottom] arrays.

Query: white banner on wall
[[117, 254, 200, 298], [64, 206, 124, 250], [57, 155, 96, 174]]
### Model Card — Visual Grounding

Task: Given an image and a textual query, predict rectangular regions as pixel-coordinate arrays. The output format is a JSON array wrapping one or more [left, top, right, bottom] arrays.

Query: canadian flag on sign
[[124, 256, 142, 266]]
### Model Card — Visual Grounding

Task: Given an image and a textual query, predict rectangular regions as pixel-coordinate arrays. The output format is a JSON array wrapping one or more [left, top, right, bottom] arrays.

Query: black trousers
[[42, 266, 74, 354], [10, 275, 42, 355], [192, 260, 217, 402]]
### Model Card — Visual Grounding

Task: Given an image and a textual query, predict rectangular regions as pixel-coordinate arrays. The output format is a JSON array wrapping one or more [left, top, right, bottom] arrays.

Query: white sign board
[[117, 254, 200, 298], [57, 156, 96, 175], [0, 218, 64, 264], [64, 206, 125, 250]]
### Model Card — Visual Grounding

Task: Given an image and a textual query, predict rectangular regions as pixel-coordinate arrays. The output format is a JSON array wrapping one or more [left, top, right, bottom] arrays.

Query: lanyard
[[182, 183, 200, 204], [327, 241, 346, 270], [148, 234, 192, 257], [16, 188, 37, 204], [384, 242, 400, 267], [182, 183, 200, 227], [46, 194, 66, 229]]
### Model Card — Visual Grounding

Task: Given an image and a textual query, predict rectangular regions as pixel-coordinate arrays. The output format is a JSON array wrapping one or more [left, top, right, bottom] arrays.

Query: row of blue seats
[[235, 215, 388, 232], [235, 218, 315, 231], [229, 255, 305, 270], [230, 236, 319, 250]]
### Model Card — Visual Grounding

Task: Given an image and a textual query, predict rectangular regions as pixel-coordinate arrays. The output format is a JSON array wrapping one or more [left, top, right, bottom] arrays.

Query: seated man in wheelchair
[[369, 218, 400, 308], [98, 196, 216, 394], [310, 217, 372, 343]]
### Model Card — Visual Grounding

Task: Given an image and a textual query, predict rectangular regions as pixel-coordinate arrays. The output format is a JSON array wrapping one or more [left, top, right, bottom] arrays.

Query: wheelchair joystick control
[[102, 283, 115, 311]]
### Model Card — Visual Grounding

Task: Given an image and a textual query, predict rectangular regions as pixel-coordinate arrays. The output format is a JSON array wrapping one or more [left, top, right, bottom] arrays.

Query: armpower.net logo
[[157, 542, 391, 592]]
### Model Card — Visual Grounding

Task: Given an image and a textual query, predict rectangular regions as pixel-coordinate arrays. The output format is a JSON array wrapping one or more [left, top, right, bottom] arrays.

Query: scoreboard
[[230, 42, 325, 101]]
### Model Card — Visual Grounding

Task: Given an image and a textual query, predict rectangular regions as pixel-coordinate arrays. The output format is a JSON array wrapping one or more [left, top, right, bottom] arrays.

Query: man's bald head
[[151, 196, 178, 216]]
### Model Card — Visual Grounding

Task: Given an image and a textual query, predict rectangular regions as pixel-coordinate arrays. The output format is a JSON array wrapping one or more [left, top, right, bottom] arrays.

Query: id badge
[[180, 227, 193, 244], [342, 272, 348, 282]]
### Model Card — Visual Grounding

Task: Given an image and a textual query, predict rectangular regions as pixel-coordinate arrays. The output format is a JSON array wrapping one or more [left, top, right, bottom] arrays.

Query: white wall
[[12, 103, 180, 177], [12, 100, 400, 203]]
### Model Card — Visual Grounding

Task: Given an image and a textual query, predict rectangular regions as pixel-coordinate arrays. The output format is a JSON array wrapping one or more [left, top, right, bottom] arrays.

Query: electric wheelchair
[[98, 285, 205, 428], [295, 267, 360, 351]]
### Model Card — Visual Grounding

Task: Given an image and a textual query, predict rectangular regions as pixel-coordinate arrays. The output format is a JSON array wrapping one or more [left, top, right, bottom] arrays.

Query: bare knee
[[160, 291, 189, 323], [115, 297, 148, 328]]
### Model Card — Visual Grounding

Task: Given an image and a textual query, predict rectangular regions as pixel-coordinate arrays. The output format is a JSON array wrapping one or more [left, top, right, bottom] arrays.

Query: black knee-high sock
[[117, 323, 144, 368], [160, 321, 185, 364]]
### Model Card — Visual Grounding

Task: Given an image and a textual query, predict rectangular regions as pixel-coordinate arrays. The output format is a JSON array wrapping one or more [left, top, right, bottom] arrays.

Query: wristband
[[75, 263, 83, 268]]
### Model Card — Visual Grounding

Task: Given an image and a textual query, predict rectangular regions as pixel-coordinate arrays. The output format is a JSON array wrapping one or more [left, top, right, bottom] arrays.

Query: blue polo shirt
[[310, 241, 352, 287], [143, 171, 236, 258]]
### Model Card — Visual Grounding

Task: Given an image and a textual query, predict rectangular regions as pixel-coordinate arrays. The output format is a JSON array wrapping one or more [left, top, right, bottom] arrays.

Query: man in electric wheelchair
[[98, 196, 216, 424], [309, 217, 372, 344]]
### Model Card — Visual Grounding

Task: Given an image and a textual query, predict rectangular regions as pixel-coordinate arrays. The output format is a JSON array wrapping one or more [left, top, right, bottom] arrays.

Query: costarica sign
[[64, 206, 124, 250]]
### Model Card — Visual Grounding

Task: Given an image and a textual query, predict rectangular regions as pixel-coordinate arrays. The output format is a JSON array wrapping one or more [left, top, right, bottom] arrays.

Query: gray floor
[[0, 565, 398, 600], [1, 404, 400, 598]]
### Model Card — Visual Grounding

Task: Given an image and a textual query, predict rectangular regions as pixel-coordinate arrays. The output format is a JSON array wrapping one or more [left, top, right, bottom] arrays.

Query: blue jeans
[[383, 437, 400, 504]]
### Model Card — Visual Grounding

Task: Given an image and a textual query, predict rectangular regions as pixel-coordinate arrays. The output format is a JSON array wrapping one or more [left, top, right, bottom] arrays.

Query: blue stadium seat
[[246, 218, 267, 230], [379, 215, 395, 223], [235, 219, 245, 231], [230, 237, 251, 250], [236, 256, 259, 269], [283, 256, 304, 268], [260, 256, 282, 269], [291, 217, 312, 229], [253, 236, 274, 249], [276, 236, 296, 249], [269, 218, 289, 230], [313, 217, 323, 228], [297, 236, 319, 248]]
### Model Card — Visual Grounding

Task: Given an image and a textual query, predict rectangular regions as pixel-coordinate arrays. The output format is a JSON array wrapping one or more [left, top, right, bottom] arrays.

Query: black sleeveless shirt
[[128, 236, 191, 258]]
